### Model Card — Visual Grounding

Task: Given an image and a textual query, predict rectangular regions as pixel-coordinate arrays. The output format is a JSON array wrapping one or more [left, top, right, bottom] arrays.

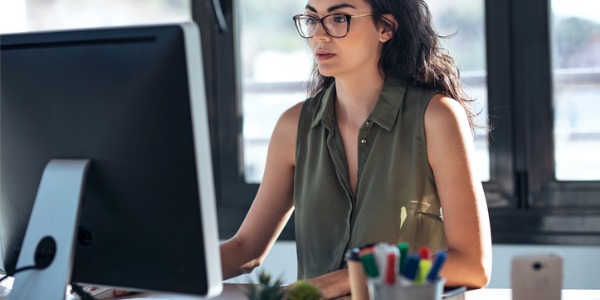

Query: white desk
[[464, 288, 600, 300], [2, 279, 600, 300], [122, 284, 600, 300]]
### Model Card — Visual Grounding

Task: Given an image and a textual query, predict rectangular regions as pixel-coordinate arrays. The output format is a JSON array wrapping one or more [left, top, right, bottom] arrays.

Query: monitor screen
[[0, 23, 222, 296]]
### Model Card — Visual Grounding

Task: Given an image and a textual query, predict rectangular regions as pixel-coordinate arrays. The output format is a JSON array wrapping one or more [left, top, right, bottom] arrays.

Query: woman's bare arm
[[425, 94, 493, 288], [220, 102, 303, 279]]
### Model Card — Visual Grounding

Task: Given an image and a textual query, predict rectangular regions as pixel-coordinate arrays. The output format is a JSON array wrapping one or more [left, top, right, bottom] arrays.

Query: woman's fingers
[[114, 290, 130, 296]]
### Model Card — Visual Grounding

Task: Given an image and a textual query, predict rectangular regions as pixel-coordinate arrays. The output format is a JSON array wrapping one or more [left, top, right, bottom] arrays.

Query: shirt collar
[[311, 78, 408, 131], [311, 83, 336, 129]]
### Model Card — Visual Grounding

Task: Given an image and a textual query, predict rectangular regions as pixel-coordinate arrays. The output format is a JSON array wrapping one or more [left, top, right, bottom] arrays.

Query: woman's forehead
[[305, 0, 370, 12]]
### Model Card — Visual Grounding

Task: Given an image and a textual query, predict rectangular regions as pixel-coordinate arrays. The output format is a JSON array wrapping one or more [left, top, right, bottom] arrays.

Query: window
[[0, 0, 190, 34], [483, 0, 600, 245], [551, 0, 600, 180], [239, 0, 310, 183]]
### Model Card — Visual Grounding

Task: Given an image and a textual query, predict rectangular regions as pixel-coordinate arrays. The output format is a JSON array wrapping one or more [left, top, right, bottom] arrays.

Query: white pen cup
[[367, 277, 446, 300]]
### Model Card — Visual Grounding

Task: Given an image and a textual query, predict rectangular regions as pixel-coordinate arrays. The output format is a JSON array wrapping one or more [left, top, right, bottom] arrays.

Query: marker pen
[[384, 245, 399, 285], [372, 243, 390, 284], [426, 251, 448, 283], [359, 250, 380, 279], [419, 246, 431, 261], [404, 254, 421, 281], [415, 257, 432, 285], [397, 242, 409, 275]]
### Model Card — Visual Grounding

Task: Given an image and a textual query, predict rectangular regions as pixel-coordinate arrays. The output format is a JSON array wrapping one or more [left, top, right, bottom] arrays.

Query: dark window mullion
[[483, 0, 516, 209], [192, 0, 259, 239], [192, 0, 295, 240], [510, 0, 555, 207]]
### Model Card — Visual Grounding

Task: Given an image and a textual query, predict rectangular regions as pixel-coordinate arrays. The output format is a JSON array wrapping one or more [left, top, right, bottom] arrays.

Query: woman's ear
[[379, 14, 398, 43]]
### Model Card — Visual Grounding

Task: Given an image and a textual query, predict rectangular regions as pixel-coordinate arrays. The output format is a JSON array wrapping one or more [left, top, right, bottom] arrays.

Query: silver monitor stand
[[10, 159, 90, 300]]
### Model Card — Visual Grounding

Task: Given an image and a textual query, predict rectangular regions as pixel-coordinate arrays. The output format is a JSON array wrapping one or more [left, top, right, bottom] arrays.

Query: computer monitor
[[0, 23, 222, 297]]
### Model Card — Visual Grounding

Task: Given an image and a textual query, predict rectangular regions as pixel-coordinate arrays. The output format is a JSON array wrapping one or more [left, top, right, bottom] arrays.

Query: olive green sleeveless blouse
[[294, 79, 447, 280]]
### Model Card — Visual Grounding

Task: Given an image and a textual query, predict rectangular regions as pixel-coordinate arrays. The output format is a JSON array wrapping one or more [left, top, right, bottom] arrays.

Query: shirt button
[[361, 138, 367, 144]]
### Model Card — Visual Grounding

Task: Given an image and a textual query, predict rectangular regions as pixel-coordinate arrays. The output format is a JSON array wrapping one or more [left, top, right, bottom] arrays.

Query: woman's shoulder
[[266, 101, 305, 167], [279, 89, 328, 128], [278, 101, 305, 127], [270, 101, 305, 147], [424, 94, 469, 128]]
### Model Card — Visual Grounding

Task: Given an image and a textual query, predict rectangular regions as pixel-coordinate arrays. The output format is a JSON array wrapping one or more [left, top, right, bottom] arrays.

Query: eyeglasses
[[292, 13, 372, 38]]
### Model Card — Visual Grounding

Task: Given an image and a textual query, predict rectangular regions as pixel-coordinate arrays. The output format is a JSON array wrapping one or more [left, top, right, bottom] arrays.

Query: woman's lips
[[316, 52, 335, 60]]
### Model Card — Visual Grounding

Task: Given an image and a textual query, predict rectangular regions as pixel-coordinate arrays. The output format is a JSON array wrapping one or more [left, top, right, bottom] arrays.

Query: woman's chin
[[317, 69, 336, 77], [315, 63, 337, 76]]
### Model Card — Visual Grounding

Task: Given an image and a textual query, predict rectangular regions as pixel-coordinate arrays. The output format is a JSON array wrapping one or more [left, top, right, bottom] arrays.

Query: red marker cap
[[419, 247, 431, 260]]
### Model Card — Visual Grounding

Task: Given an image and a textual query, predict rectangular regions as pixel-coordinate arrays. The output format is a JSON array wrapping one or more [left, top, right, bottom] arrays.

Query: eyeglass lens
[[296, 14, 348, 38]]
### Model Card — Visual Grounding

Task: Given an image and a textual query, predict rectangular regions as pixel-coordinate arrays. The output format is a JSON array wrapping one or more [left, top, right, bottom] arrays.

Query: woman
[[220, 0, 492, 298]]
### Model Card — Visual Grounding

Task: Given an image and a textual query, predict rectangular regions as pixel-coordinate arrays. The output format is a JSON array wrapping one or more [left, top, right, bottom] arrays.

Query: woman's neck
[[334, 73, 385, 128]]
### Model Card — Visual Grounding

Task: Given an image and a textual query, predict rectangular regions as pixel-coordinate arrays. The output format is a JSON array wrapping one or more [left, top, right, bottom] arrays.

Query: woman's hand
[[70, 285, 130, 299], [292, 269, 350, 299]]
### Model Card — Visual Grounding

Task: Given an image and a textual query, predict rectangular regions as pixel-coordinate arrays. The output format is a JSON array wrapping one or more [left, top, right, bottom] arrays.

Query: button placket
[[360, 119, 373, 145], [356, 121, 372, 202]]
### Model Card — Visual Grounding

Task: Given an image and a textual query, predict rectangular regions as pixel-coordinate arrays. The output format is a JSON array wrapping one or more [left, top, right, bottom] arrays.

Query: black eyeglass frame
[[292, 13, 372, 38]]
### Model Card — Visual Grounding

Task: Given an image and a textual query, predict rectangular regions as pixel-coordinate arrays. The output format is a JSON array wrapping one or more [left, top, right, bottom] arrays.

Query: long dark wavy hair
[[307, 0, 480, 130]]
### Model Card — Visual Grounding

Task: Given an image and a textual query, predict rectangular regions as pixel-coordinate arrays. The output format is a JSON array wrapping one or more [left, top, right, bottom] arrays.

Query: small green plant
[[245, 270, 323, 300], [287, 281, 323, 300], [245, 270, 286, 300]]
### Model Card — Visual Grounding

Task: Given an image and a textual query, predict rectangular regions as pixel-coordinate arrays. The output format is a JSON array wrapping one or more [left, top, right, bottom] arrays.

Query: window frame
[[192, 0, 293, 239], [194, 0, 600, 244], [486, 0, 600, 244]]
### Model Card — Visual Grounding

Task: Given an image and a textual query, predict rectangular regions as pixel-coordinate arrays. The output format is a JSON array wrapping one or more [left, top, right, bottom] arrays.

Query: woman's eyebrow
[[327, 3, 356, 12], [305, 3, 357, 13], [305, 4, 317, 12]]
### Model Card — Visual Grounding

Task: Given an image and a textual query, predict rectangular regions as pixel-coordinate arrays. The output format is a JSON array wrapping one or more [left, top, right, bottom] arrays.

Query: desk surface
[[2, 280, 600, 300], [463, 288, 600, 300], [122, 284, 600, 300]]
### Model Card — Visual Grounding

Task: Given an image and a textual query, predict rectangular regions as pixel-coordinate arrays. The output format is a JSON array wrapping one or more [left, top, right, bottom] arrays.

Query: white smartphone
[[511, 254, 563, 300]]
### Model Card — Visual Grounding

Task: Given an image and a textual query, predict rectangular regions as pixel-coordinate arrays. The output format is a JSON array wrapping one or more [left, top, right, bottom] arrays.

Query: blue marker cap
[[426, 251, 448, 282], [404, 254, 420, 280]]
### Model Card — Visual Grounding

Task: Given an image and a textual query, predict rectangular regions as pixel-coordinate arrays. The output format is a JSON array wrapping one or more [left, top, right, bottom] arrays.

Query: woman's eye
[[332, 15, 347, 23], [306, 17, 318, 24]]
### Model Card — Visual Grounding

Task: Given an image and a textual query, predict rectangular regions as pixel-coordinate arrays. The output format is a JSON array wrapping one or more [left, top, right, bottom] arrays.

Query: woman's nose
[[312, 23, 330, 42]]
